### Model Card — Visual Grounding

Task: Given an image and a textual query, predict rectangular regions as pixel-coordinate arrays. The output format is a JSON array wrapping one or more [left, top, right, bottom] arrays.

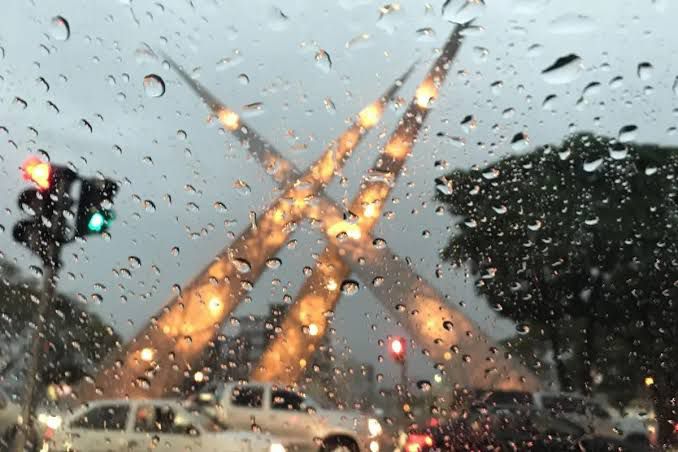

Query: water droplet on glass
[[340, 280, 360, 296], [516, 323, 530, 335], [170, 247, 180, 257], [618, 125, 638, 143], [583, 158, 604, 173], [442, 0, 486, 23], [176, 129, 187, 140], [673, 76, 678, 96], [13, 97, 28, 110], [372, 238, 387, 249], [237, 73, 250, 85], [50, 16, 70, 41], [443, 320, 454, 331], [323, 98, 336, 114], [233, 179, 251, 196], [581, 81, 601, 100], [314, 49, 332, 73], [29, 265, 43, 278], [609, 143, 628, 160], [417, 380, 432, 392], [128, 256, 141, 268], [266, 258, 282, 269], [372, 276, 384, 287], [232, 258, 251, 274], [143, 74, 165, 97], [268, 7, 289, 31], [511, 132, 529, 151], [542, 94, 557, 111], [637, 62, 653, 81], [541, 54, 583, 84], [549, 13, 596, 34], [472, 46, 489, 63], [416, 27, 436, 42]]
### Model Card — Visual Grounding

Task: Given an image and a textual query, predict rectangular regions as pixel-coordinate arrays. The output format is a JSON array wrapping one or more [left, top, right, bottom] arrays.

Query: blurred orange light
[[358, 103, 382, 128], [208, 296, 223, 316], [384, 137, 410, 159], [22, 157, 51, 190], [194, 371, 205, 382], [308, 323, 319, 336], [415, 79, 437, 109], [140, 347, 154, 362], [218, 109, 240, 130], [391, 338, 403, 354], [645, 376, 655, 387]]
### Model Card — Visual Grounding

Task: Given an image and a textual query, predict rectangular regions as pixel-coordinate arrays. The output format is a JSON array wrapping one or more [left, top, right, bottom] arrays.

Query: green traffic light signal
[[87, 212, 106, 232]]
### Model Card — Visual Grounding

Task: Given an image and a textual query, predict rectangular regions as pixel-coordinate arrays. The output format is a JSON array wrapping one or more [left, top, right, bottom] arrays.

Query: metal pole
[[13, 243, 58, 452]]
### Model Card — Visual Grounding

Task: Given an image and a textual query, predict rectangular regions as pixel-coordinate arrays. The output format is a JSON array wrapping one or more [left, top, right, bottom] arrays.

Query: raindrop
[[233, 179, 251, 196], [50, 16, 71, 41], [176, 129, 187, 140], [541, 54, 583, 84], [267, 7, 289, 31], [29, 265, 43, 278], [516, 323, 530, 335], [323, 98, 336, 114], [549, 13, 596, 34], [213, 202, 227, 212], [232, 258, 251, 274], [637, 62, 653, 81], [170, 247, 180, 257], [443, 320, 454, 331], [583, 158, 604, 172], [143, 200, 156, 212], [472, 46, 489, 63], [35, 77, 50, 93], [314, 49, 332, 73], [618, 125, 638, 143], [511, 132, 529, 151], [372, 276, 384, 287], [238, 73, 250, 85], [542, 94, 557, 111], [417, 380, 432, 392], [581, 81, 601, 100], [80, 119, 93, 133], [673, 77, 678, 96], [442, 0, 486, 23], [416, 27, 436, 42], [372, 238, 387, 249], [128, 256, 141, 268], [340, 280, 360, 296], [13, 97, 28, 110], [609, 143, 628, 160], [609, 76, 623, 89], [143, 74, 166, 97], [265, 258, 282, 269]]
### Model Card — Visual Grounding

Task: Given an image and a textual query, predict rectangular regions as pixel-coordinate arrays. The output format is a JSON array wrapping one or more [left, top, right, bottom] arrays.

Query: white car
[[0, 387, 21, 441], [480, 390, 653, 447], [42, 398, 286, 452], [196, 382, 383, 452]]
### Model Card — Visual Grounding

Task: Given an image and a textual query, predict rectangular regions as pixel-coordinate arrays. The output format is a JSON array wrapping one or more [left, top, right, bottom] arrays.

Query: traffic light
[[14, 158, 77, 259], [75, 177, 119, 236], [389, 336, 406, 363]]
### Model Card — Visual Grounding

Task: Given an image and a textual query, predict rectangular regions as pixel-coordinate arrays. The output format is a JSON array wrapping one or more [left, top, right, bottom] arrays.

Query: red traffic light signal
[[389, 336, 406, 362], [22, 157, 51, 190]]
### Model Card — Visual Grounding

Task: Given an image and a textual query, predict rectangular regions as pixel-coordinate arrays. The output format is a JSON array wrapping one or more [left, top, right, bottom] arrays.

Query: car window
[[230, 386, 264, 408], [134, 404, 199, 436], [70, 405, 129, 431], [271, 389, 305, 411]]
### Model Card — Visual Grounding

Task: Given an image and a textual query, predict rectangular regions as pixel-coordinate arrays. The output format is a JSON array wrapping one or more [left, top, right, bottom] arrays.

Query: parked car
[[41, 398, 286, 452], [474, 390, 652, 448], [194, 382, 383, 452], [404, 408, 638, 452]]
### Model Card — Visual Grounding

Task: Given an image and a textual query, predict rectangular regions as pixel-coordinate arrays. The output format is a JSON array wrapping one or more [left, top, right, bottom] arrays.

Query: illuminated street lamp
[[645, 376, 655, 387], [140, 348, 154, 363]]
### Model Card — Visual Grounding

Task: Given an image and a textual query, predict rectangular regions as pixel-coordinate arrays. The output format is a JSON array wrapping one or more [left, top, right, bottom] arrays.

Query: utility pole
[[11, 157, 119, 451]]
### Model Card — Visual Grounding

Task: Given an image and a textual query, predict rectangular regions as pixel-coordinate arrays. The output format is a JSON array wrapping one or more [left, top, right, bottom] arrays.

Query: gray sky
[[1, 0, 677, 383]]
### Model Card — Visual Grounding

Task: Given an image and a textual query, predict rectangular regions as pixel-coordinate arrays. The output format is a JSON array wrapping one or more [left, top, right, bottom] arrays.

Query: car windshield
[[2, 2, 677, 451]]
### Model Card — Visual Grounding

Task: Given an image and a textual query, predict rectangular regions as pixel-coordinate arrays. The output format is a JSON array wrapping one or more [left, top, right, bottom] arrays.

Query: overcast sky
[[1, 0, 677, 383]]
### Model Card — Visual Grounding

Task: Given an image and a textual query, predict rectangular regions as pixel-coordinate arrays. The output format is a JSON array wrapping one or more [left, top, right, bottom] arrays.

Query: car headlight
[[368, 418, 383, 437], [37, 413, 62, 430], [270, 442, 286, 452]]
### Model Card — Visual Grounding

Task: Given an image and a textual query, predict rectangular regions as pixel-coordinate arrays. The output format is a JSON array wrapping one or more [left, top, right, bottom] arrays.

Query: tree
[[0, 260, 120, 398], [436, 133, 678, 444]]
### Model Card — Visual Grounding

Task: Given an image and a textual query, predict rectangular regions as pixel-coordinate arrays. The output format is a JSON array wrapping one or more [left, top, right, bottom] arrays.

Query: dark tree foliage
[[437, 133, 678, 444], [0, 260, 121, 392]]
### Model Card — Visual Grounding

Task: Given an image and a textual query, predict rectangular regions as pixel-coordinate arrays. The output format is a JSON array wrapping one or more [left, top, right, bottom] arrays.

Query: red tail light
[[43, 427, 54, 440], [406, 433, 434, 451]]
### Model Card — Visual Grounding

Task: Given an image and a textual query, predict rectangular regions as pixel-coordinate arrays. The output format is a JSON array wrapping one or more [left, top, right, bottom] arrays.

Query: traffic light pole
[[12, 242, 59, 452]]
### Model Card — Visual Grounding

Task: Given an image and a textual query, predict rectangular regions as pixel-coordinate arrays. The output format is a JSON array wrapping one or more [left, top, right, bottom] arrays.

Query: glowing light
[[402, 403, 411, 413], [22, 157, 51, 190], [358, 103, 382, 128], [87, 212, 106, 232], [218, 109, 240, 130], [443, 352, 452, 361], [326, 279, 338, 291], [140, 347, 154, 362], [645, 376, 655, 387], [327, 221, 362, 240], [415, 79, 437, 108], [194, 371, 205, 383], [391, 338, 403, 354], [299, 358, 307, 368], [207, 296, 223, 316], [363, 203, 378, 218], [308, 323, 319, 336], [272, 208, 285, 224], [433, 374, 442, 384], [384, 137, 410, 159]]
